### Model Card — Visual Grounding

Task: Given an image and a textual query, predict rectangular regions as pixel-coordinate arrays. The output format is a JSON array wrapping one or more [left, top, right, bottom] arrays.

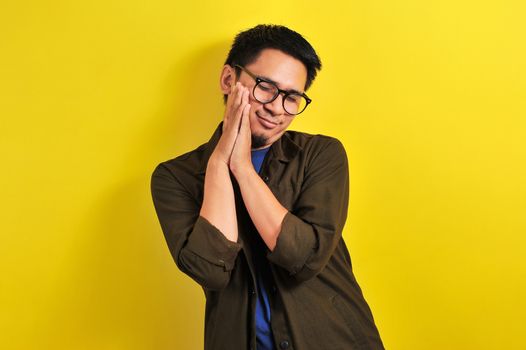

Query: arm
[[150, 82, 251, 290], [199, 81, 251, 242], [234, 166, 288, 251], [237, 137, 350, 283], [150, 163, 242, 290], [200, 156, 238, 243]]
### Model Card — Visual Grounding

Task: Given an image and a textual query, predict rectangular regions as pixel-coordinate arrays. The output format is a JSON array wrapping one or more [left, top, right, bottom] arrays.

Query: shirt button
[[279, 340, 290, 349], [263, 175, 270, 182]]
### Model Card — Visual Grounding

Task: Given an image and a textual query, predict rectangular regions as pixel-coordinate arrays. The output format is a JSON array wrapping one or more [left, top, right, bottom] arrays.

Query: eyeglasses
[[234, 64, 312, 116]]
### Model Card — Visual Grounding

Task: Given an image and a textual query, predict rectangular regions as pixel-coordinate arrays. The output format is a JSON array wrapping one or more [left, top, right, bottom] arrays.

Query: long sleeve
[[266, 137, 349, 282], [150, 163, 242, 290]]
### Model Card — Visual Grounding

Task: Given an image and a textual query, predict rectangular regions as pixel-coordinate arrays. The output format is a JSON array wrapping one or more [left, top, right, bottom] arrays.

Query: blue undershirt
[[251, 146, 276, 350]]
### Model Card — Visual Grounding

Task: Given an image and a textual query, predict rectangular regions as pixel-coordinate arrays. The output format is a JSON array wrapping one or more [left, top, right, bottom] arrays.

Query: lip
[[257, 113, 278, 129]]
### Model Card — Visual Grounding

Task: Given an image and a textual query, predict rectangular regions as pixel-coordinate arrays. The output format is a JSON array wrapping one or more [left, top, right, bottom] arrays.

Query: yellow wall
[[2, 1, 525, 349]]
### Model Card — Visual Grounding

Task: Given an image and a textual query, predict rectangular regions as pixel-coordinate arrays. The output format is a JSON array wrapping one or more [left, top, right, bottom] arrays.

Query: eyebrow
[[258, 75, 303, 95]]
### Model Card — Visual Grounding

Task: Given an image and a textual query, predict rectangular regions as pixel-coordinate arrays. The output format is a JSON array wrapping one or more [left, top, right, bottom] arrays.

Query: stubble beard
[[251, 133, 269, 149]]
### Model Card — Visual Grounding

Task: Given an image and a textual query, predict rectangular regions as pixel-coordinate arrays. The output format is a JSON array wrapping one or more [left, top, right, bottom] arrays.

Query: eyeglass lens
[[254, 81, 307, 115]]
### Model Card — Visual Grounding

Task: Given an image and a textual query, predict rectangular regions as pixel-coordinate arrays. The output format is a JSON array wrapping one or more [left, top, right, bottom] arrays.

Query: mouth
[[256, 112, 278, 129]]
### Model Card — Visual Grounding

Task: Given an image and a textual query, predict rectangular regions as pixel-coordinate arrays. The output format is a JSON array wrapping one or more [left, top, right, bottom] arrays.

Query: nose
[[263, 93, 285, 116]]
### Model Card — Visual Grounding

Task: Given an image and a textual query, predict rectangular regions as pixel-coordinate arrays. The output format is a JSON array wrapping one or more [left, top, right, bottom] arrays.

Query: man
[[151, 24, 384, 350]]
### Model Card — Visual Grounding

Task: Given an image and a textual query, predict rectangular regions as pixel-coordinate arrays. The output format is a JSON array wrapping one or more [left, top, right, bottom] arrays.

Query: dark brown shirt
[[150, 122, 384, 350]]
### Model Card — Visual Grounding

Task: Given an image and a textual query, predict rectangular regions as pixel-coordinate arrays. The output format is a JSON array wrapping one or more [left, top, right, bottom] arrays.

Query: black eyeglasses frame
[[234, 64, 312, 116]]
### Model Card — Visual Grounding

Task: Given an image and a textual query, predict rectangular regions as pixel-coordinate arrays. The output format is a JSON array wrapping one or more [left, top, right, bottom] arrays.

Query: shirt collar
[[197, 120, 302, 175]]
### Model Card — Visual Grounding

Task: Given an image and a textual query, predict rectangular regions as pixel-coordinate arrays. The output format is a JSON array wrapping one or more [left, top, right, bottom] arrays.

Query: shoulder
[[151, 142, 207, 181], [285, 129, 344, 148], [284, 129, 347, 162]]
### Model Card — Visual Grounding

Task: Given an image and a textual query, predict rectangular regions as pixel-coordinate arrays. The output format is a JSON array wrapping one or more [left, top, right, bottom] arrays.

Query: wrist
[[207, 154, 229, 172], [232, 163, 257, 181]]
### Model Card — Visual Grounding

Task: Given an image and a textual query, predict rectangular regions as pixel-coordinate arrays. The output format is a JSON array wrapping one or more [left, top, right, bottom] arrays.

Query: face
[[220, 48, 308, 149]]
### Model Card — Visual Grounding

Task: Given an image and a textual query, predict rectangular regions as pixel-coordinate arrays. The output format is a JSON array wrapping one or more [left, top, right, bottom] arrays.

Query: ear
[[219, 64, 236, 95]]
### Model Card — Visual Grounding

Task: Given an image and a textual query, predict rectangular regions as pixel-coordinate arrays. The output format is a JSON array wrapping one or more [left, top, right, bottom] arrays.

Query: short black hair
[[223, 24, 322, 103]]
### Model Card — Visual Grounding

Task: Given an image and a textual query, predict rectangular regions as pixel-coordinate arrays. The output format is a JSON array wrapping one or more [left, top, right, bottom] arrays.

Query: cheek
[[248, 112, 262, 132], [248, 106, 264, 127], [248, 94, 260, 110]]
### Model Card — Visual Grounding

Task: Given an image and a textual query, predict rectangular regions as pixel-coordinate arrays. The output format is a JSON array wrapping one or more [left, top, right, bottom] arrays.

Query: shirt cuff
[[185, 215, 242, 271], [266, 211, 317, 274]]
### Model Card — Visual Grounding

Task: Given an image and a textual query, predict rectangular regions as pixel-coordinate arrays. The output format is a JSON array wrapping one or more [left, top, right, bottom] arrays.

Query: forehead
[[244, 48, 308, 92]]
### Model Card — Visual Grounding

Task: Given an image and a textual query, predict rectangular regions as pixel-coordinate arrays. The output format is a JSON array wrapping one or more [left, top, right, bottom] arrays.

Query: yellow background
[[1, 1, 525, 349]]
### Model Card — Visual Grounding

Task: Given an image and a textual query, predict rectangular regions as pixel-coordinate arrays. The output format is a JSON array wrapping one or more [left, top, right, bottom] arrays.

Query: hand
[[210, 82, 251, 166], [229, 96, 253, 177]]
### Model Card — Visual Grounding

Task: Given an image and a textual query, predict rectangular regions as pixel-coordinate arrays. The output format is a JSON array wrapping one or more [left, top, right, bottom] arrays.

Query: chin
[[251, 132, 269, 149]]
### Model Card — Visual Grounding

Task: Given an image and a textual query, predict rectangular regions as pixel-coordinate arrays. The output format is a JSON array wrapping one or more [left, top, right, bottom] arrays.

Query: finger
[[234, 89, 249, 125], [236, 103, 250, 139], [223, 86, 246, 147], [242, 85, 249, 105], [233, 84, 245, 117], [228, 82, 241, 108], [240, 103, 251, 134], [230, 84, 246, 119], [224, 82, 241, 127]]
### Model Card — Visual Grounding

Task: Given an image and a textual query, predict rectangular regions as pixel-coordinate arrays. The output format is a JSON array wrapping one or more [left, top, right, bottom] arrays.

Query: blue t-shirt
[[251, 146, 276, 350]]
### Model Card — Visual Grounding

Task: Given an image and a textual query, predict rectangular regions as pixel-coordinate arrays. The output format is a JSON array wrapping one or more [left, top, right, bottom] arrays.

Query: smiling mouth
[[256, 112, 278, 127]]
